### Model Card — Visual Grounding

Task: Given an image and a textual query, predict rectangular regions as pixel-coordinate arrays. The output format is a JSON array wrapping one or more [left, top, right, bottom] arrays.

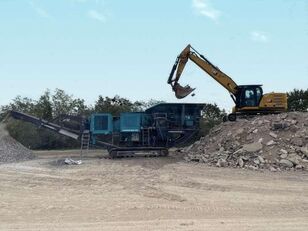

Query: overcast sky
[[0, 0, 307, 111]]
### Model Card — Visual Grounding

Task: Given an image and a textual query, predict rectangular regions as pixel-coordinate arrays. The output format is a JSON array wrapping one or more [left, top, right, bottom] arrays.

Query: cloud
[[192, 0, 221, 21], [250, 31, 269, 43], [29, 1, 50, 18], [87, 10, 106, 23]]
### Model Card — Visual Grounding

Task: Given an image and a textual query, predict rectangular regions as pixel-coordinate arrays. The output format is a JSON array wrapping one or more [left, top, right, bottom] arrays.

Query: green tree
[[287, 89, 308, 112], [51, 88, 76, 117], [72, 98, 91, 115], [199, 103, 226, 136], [34, 90, 53, 120], [94, 95, 143, 116], [9, 96, 36, 114]]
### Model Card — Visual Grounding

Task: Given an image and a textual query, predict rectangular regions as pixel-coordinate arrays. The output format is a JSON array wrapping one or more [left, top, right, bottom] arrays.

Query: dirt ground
[[0, 150, 307, 231]]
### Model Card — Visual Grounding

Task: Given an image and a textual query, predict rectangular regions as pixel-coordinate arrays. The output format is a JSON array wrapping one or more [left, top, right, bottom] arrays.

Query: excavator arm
[[168, 45, 238, 102]]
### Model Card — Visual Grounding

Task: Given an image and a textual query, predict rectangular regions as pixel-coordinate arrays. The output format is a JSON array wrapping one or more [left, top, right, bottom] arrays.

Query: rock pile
[[182, 112, 308, 171], [0, 123, 34, 163]]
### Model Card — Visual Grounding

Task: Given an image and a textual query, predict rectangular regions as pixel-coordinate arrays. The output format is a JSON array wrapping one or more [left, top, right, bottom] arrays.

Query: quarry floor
[[0, 150, 307, 231]]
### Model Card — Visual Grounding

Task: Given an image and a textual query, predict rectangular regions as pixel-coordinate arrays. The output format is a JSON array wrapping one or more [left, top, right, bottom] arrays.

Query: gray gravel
[[0, 123, 34, 163]]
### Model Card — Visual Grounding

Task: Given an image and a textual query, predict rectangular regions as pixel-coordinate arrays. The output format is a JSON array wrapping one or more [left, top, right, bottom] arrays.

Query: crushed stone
[[181, 112, 308, 171]]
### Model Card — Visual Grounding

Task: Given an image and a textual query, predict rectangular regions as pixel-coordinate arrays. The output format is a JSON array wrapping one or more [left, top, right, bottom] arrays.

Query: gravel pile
[[0, 123, 34, 163], [182, 112, 308, 171]]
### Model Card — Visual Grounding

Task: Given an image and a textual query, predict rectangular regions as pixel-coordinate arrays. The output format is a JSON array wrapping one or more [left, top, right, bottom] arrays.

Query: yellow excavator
[[168, 45, 287, 121]]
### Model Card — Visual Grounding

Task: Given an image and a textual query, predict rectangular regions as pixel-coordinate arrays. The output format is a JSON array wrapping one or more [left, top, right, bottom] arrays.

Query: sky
[[0, 0, 307, 111]]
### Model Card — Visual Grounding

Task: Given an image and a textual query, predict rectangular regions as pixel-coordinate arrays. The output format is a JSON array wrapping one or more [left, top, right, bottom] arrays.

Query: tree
[[94, 95, 143, 116], [34, 90, 53, 120], [72, 98, 91, 115], [8, 96, 36, 114], [51, 88, 76, 117], [287, 89, 308, 112], [199, 103, 226, 136], [202, 103, 226, 121]]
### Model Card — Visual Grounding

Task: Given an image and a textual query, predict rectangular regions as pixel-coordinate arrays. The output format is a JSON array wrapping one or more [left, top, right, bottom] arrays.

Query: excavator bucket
[[173, 83, 195, 99]]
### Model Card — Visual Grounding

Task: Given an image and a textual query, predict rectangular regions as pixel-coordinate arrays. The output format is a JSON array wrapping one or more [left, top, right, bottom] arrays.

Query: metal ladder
[[142, 128, 151, 146], [80, 130, 90, 158]]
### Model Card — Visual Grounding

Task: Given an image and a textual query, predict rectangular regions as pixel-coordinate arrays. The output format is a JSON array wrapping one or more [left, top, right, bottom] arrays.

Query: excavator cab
[[235, 85, 263, 108]]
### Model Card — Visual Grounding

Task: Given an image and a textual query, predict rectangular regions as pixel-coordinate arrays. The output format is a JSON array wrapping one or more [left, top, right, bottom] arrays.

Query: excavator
[[168, 45, 287, 121]]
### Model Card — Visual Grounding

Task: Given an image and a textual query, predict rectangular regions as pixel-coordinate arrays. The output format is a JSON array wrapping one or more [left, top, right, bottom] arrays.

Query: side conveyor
[[9, 110, 80, 140]]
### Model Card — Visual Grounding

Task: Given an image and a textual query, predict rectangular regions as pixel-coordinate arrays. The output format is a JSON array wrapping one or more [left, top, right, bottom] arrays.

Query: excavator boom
[[168, 44, 238, 99]]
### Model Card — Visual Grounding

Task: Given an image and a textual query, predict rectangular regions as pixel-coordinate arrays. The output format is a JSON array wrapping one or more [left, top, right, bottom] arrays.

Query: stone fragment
[[234, 128, 244, 136], [254, 158, 260, 165], [279, 159, 294, 168], [233, 149, 243, 155], [257, 120, 263, 126], [280, 114, 288, 119], [272, 122, 288, 130], [287, 154, 301, 165], [300, 147, 308, 156], [201, 156, 209, 163], [291, 137, 303, 147], [184, 156, 190, 162], [248, 165, 259, 171], [280, 149, 288, 155], [269, 132, 278, 139], [213, 127, 222, 133], [266, 140, 276, 146], [295, 165, 303, 170], [216, 159, 227, 168], [238, 158, 244, 168], [280, 153, 288, 159], [246, 134, 253, 141], [242, 142, 263, 153], [258, 156, 265, 164]]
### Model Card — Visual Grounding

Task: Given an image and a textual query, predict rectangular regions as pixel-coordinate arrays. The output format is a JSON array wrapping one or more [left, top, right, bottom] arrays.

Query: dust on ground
[[0, 150, 307, 231]]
